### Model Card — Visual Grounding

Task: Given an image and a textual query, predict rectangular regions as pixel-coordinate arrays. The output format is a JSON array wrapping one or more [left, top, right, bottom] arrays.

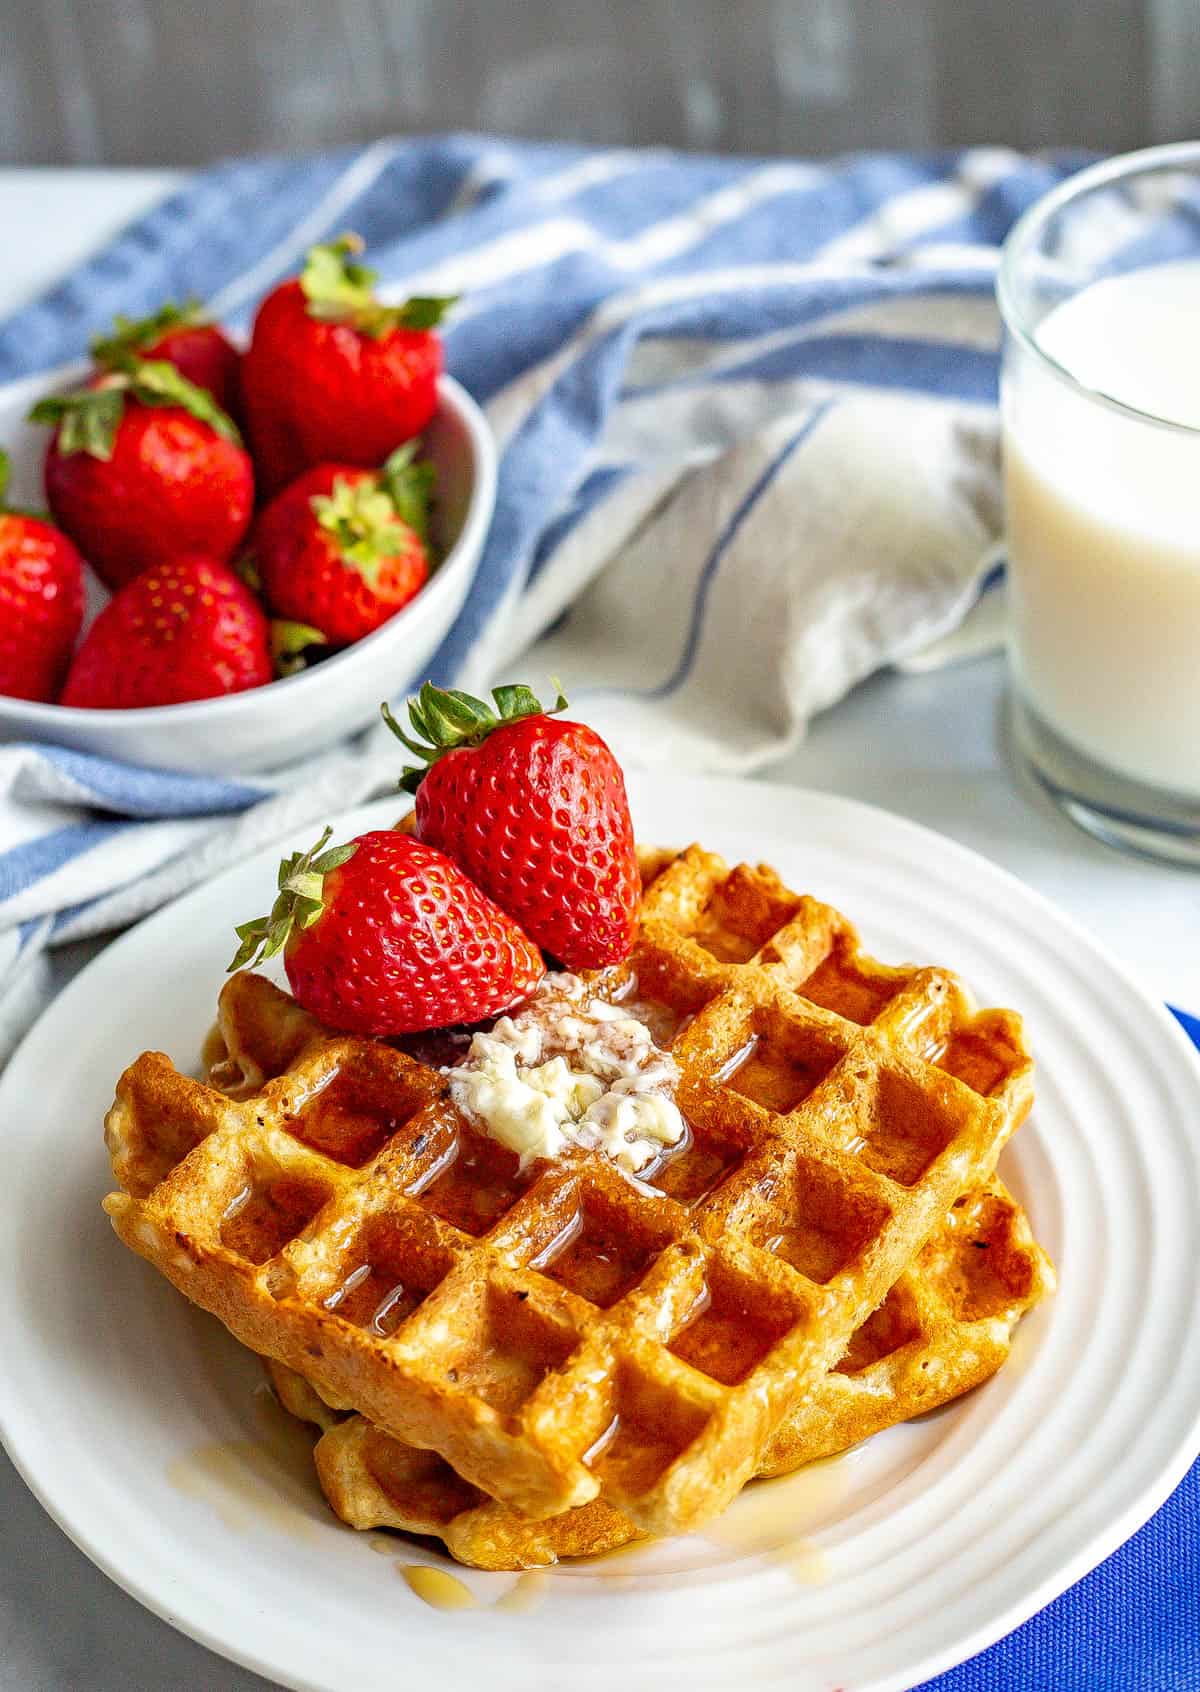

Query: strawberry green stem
[[300, 232, 457, 338], [29, 358, 242, 458], [91, 299, 206, 367], [228, 827, 358, 972], [270, 620, 328, 678], [381, 680, 568, 794]]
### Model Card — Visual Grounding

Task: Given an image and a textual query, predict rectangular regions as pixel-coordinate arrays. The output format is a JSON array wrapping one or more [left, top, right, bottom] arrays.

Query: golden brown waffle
[[103, 844, 1034, 1536], [265, 1176, 1053, 1567]]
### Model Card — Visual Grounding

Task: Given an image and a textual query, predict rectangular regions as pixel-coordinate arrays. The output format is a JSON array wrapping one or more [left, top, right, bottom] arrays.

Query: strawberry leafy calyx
[[271, 619, 329, 678], [378, 442, 435, 546], [29, 358, 242, 460], [311, 443, 434, 584], [228, 826, 357, 972], [300, 233, 456, 339], [382, 681, 569, 796], [311, 480, 411, 588], [90, 299, 206, 368]]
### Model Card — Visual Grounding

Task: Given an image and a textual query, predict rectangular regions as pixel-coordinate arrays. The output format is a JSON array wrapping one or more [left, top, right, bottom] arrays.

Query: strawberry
[[0, 450, 85, 702], [229, 827, 544, 1035], [30, 360, 254, 591], [241, 234, 453, 497], [61, 554, 271, 709], [383, 683, 640, 970], [92, 301, 242, 422], [252, 442, 432, 647]]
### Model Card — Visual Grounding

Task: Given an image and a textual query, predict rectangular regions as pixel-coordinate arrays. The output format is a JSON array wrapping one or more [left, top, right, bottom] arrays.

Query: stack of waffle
[[103, 845, 1053, 1569]]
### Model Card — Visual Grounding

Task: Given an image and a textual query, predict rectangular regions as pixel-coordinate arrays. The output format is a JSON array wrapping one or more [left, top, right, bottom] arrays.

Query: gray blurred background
[[2, 0, 1198, 165]]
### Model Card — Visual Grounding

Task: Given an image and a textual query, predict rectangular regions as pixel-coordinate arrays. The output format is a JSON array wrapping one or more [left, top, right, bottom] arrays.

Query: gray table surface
[[3, 171, 1197, 1692]]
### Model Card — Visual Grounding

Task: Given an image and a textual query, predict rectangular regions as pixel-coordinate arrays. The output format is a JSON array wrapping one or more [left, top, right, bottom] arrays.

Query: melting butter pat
[[445, 976, 685, 1175]]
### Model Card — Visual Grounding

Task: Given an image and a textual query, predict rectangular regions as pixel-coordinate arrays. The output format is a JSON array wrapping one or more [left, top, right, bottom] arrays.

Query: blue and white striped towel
[[0, 138, 1089, 1057]]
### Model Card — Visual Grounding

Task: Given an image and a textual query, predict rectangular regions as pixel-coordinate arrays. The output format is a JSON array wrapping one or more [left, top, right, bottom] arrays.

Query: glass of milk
[[998, 142, 1200, 864]]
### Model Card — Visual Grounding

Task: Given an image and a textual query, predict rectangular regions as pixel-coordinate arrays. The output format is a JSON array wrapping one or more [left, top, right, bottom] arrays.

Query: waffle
[[103, 843, 1034, 1536], [265, 1175, 1052, 1567]]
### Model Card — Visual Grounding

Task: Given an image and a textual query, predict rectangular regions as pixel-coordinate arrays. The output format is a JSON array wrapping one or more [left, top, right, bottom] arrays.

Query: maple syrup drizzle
[[713, 1036, 760, 1086], [323, 1262, 372, 1309], [492, 1570, 550, 1613], [400, 1565, 479, 1610], [704, 1453, 847, 1584], [165, 1385, 324, 1542], [375, 1540, 548, 1614]]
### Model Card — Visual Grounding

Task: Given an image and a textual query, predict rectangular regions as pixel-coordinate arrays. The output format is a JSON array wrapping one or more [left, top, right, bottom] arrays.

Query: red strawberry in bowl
[[0, 449, 85, 702], [229, 827, 544, 1035], [61, 554, 271, 709], [241, 233, 454, 497], [30, 360, 253, 591], [91, 301, 242, 422], [252, 442, 432, 648], [383, 683, 640, 970]]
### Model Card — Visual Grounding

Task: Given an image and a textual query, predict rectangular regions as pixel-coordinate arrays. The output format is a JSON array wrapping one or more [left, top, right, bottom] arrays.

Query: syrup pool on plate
[[1004, 257, 1200, 796]]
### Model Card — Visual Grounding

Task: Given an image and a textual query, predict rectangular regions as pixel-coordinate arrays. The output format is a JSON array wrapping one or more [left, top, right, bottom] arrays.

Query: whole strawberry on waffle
[[102, 691, 1047, 1554], [383, 681, 642, 968]]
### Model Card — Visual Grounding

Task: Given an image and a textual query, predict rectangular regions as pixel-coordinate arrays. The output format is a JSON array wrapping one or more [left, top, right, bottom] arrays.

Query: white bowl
[[0, 367, 496, 774]]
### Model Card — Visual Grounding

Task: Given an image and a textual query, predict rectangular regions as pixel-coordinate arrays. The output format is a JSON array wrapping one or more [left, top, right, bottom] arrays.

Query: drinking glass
[[998, 142, 1200, 864]]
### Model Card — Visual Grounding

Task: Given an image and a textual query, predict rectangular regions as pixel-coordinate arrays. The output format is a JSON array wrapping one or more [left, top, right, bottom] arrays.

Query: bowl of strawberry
[[0, 236, 496, 775]]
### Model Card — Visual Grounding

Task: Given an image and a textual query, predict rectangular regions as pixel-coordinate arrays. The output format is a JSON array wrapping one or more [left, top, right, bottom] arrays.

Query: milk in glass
[[1003, 259, 1200, 797]]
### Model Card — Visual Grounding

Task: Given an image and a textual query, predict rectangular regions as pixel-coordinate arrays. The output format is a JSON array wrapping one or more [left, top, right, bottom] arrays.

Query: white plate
[[2, 773, 1198, 1692]]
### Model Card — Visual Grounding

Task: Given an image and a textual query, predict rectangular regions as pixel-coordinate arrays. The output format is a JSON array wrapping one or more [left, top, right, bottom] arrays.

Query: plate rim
[[2, 773, 1198, 1692]]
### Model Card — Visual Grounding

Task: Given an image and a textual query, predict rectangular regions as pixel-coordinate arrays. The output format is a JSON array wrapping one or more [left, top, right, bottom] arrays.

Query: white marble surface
[[2, 169, 1196, 1692]]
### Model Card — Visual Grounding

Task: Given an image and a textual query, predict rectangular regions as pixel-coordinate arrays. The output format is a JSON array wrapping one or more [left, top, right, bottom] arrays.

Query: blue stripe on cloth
[[0, 152, 367, 379], [709, 332, 1000, 404], [419, 320, 641, 686], [631, 268, 1000, 344], [453, 267, 1000, 412], [445, 296, 601, 407], [647, 402, 831, 697], [35, 744, 266, 817], [574, 400, 829, 704], [390, 150, 951, 324], [903, 156, 1089, 253], [425, 271, 1000, 691], [0, 137, 494, 379], [0, 820, 132, 901], [619, 327, 1000, 407], [400, 153, 972, 409], [527, 466, 630, 585], [1093, 191, 1200, 283]]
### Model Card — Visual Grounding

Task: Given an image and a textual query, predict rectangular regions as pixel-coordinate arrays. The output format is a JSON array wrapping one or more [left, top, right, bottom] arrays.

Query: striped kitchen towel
[[0, 137, 1092, 1053]]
